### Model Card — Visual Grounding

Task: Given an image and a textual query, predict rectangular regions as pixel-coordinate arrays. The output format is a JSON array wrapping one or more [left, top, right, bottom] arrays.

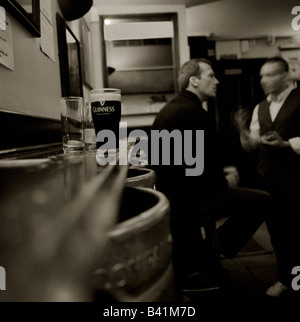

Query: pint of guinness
[[90, 88, 121, 149]]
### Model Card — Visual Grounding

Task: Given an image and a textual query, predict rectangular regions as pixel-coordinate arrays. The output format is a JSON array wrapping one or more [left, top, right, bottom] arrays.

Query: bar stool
[[125, 166, 156, 189]]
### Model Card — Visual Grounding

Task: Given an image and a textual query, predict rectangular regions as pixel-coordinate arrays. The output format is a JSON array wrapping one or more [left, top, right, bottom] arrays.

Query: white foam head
[[90, 88, 121, 102]]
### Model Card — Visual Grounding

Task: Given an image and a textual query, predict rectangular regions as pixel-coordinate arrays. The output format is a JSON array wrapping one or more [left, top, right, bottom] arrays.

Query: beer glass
[[60, 97, 85, 153], [84, 102, 97, 151], [90, 88, 121, 149]]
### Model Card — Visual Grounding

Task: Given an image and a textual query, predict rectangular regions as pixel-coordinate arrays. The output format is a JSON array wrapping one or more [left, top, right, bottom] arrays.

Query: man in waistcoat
[[235, 56, 300, 297]]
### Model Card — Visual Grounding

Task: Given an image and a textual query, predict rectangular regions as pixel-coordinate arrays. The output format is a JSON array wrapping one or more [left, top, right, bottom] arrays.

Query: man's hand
[[261, 131, 290, 148], [224, 166, 240, 188], [233, 108, 251, 131]]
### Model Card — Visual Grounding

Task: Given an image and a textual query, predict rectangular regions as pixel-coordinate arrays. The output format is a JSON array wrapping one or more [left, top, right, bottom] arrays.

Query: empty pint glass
[[60, 97, 85, 153], [84, 102, 97, 150], [90, 88, 121, 149]]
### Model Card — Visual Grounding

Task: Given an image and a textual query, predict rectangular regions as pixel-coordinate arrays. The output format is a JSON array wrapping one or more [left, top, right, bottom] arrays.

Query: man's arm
[[261, 134, 300, 154], [289, 137, 300, 154], [233, 106, 261, 152], [234, 102, 300, 155]]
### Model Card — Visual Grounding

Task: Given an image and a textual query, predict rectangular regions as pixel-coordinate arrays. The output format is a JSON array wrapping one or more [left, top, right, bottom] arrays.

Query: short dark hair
[[264, 56, 289, 73], [178, 58, 211, 90]]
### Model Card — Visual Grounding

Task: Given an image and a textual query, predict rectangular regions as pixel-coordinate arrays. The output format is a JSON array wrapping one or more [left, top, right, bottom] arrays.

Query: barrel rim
[[108, 187, 170, 237]]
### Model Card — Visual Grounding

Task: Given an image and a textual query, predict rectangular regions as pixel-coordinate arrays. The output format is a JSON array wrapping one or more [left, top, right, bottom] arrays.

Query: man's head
[[260, 57, 290, 96], [178, 59, 219, 102]]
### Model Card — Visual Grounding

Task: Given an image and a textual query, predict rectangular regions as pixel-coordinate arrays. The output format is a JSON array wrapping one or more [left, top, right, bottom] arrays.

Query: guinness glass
[[90, 88, 121, 149]]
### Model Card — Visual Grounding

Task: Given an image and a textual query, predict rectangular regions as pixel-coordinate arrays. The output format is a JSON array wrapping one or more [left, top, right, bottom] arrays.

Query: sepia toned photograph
[[0, 0, 300, 317]]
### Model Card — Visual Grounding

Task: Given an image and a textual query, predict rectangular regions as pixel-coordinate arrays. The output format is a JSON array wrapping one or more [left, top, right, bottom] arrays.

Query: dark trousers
[[255, 175, 300, 287], [169, 187, 275, 281], [215, 187, 277, 258]]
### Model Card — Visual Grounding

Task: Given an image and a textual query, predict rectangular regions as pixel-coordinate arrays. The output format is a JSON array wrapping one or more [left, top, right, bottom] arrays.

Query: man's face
[[260, 62, 288, 96], [195, 62, 219, 101]]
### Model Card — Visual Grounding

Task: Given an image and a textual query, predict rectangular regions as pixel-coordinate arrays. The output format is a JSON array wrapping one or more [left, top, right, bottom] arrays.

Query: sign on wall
[[280, 44, 300, 81], [0, 14, 14, 70]]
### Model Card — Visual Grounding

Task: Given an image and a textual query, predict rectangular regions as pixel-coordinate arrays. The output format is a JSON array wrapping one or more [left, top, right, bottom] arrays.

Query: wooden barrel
[[93, 186, 175, 302], [125, 166, 156, 189]]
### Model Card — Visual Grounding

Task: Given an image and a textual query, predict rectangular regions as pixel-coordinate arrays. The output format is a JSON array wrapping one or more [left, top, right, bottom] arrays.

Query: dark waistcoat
[[257, 88, 300, 183]]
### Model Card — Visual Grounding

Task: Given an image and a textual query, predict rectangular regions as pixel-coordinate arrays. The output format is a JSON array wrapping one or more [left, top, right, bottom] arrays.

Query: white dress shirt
[[249, 83, 300, 154]]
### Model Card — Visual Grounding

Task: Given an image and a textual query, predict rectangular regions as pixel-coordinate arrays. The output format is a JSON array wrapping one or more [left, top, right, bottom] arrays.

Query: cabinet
[[107, 38, 175, 94]]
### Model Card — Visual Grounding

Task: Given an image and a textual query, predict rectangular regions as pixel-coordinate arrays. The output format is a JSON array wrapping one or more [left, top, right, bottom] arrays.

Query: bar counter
[[0, 150, 129, 301], [0, 149, 174, 302]]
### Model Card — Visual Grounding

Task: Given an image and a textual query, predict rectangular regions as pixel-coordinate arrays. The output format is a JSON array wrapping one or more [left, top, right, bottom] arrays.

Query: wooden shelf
[[115, 65, 174, 72]]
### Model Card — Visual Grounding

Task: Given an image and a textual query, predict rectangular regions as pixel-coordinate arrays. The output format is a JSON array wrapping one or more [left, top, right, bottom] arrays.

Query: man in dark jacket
[[151, 59, 276, 295], [235, 56, 300, 297]]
